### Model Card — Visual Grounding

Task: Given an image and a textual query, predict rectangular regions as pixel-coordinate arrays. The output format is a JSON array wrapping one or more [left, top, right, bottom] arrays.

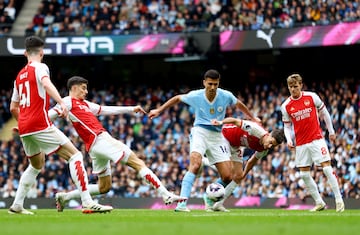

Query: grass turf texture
[[1, 209, 359, 235]]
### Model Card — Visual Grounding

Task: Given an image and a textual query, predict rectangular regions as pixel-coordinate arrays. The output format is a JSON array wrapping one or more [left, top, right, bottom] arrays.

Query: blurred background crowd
[[1, 77, 359, 201], [2, 0, 360, 36]]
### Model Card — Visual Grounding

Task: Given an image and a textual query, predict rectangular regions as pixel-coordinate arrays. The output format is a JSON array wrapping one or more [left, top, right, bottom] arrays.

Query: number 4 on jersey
[[19, 81, 30, 108]]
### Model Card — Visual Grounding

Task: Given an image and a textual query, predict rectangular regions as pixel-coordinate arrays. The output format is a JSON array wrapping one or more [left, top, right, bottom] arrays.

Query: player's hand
[[58, 102, 69, 119], [134, 105, 147, 114], [329, 133, 336, 143], [148, 109, 160, 119], [287, 142, 295, 150], [211, 119, 223, 126]]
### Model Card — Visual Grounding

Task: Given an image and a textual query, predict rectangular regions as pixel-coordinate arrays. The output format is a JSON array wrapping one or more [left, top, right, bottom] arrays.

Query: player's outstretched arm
[[100, 105, 147, 115], [148, 95, 182, 119]]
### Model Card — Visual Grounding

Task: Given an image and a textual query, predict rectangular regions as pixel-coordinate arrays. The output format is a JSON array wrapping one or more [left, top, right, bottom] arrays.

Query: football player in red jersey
[[281, 73, 344, 212], [49, 76, 186, 211], [202, 117, 284, 212]]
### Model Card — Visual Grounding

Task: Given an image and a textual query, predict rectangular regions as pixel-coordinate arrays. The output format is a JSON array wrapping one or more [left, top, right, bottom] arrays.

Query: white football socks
[[68, 152, 92, 205], [11, 164, 40, 207], [323, 165, 343, 202], [300, 171, 325, 205]]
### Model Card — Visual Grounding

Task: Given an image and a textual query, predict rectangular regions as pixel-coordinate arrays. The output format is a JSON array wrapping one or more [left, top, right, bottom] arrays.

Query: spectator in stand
[[4, 0, 15, 21], [0, 11, 13, 33], [23, 0, 360, 36], [32, 8, 44, 27]]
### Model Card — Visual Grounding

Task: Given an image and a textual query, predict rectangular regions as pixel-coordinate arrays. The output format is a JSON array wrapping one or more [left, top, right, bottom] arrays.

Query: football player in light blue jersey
[[148, 69, 260, 212]]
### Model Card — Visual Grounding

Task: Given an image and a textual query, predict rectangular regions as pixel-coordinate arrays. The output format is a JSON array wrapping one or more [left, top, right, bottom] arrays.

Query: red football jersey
[[222, 123, 266, 152], [281, 91, 324, 145], [12, 61, 52, 136], [63, 97, 106, 151]]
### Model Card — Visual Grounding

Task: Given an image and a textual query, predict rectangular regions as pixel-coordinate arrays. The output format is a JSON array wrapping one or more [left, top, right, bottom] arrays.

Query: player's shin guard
[[323, 166, 343, 202], [139, 167, 167, 194]]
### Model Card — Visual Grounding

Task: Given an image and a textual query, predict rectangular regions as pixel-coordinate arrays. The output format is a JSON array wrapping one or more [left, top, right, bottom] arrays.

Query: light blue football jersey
[[181, 88, 237, 132]]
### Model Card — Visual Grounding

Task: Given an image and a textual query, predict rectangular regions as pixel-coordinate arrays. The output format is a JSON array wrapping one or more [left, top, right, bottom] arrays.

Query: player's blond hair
[[286, 73, 303, 86]]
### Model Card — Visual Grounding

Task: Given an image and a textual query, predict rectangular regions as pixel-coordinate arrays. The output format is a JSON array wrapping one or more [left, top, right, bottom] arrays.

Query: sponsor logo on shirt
[[291, 107, 312, 121]]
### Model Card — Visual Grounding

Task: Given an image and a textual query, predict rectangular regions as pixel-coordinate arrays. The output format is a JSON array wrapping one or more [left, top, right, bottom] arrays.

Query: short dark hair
[[204, 69, 220, 80], [67, 76, 88, 90], [271, 129, 285, 145], [25, 36, 44, 54]]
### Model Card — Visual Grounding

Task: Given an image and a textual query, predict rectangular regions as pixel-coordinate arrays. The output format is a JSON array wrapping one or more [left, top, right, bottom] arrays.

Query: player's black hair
[[25, 36, 44, 53], [271, 129, 285, 145], [204, 69, 220, 80], [67, 76, 88, 90]]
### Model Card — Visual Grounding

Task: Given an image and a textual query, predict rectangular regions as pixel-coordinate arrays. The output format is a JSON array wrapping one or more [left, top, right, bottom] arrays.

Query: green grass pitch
[[1, 208, 359, 235]]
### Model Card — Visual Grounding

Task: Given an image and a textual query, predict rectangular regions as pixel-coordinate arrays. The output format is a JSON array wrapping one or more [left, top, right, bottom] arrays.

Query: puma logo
[[256, 29, 275, 48]]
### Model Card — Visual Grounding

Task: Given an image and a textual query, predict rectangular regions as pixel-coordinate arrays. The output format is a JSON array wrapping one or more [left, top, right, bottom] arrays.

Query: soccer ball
[[206, 183, 225, 202]]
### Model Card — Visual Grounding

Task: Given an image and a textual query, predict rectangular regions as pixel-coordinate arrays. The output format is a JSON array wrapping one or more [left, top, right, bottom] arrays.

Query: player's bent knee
[[232, 175, 242, 184]]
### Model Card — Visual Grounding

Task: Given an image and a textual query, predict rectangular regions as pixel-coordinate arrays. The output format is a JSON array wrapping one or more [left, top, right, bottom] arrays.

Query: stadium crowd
[[2, 0, 360, 36], [0, 77, 359, 201]]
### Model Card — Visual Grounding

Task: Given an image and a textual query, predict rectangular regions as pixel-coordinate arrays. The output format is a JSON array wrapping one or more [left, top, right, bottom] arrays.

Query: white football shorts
[[295, 138, 331, 167], [190, 126, 231, 165]]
